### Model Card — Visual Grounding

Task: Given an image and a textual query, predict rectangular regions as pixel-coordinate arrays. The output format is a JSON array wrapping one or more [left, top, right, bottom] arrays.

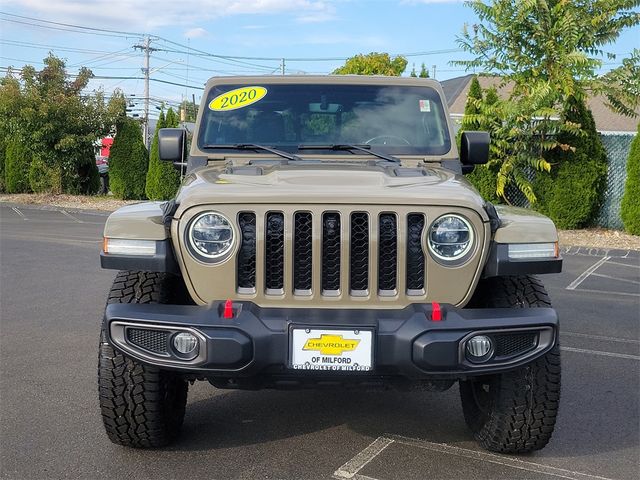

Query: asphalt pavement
[[1, 203, 638, 480]]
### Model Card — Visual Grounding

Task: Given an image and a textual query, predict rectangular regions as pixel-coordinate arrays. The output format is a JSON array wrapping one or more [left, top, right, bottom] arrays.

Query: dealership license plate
[[290, 328, 374, 372]]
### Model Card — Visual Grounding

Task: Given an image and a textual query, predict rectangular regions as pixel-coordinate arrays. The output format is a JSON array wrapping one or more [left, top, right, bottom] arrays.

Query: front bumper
[[104, 301, 558, 381]]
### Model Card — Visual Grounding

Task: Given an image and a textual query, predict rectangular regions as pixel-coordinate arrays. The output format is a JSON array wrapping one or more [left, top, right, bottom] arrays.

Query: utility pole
[[280, 58, 285, 75], [133, 36, 158, 149], [432, 64, 437, 80]]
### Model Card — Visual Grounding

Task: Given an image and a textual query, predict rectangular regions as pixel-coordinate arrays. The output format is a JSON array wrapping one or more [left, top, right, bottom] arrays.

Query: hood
[[174, 161, 488, 220]]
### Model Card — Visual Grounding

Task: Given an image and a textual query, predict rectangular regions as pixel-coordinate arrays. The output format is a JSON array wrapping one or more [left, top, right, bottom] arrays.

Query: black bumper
[[104, 301, 558, 381]]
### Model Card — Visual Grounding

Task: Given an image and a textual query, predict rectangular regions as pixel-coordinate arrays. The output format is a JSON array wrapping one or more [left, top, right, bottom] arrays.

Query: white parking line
[[60, 209, 84, 223], [566, 256, 610, 290], [387, 435, 615, 480], [590, 272, 640, 286], [561, 346, 640, 361], [562, 331, 640, 344], [11, 207, 27, 220], [333, 437, 394, 479], [569, 287, 639, 298], [606, 260, 640, 269]]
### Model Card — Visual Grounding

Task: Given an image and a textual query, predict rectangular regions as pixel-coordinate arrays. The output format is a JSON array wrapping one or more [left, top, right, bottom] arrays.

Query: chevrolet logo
[[303, 334, 360, 355]]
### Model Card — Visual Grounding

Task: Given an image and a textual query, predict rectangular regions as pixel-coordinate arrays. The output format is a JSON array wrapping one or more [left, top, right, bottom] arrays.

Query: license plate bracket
[[289, 327, 374, 372]]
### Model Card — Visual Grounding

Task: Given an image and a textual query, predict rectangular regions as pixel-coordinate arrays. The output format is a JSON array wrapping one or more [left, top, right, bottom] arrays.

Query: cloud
[[4, 0, 337, 30], [184, 27, 208, 38]]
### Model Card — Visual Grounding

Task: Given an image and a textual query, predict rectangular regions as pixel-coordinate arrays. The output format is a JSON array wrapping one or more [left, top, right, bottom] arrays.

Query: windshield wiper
[[202, 143, 303, 162], [298, 144, 401, 164]]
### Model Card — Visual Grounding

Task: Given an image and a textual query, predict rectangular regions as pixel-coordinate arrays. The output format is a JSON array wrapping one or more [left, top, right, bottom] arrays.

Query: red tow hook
[[431, 302, 442, 321], [223, 299, 234, 319]]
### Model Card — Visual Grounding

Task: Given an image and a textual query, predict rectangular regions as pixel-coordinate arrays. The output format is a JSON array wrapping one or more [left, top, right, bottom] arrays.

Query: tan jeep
[[98, 75, 562, 453]]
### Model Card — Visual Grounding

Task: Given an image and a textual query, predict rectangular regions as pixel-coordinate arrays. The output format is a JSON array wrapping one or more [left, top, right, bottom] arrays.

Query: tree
[[419, 63, 429, 78], [410, 64, 417, 77], [533, 97, 608, 228], [179, 99, 198, 123], [454, 0, 638, 202], [620, 123, 640, 234], [109, 117, 148, 200], [0, 55, 125, 195], [145, 108, 182, 200], [333, 52, 407, 76]]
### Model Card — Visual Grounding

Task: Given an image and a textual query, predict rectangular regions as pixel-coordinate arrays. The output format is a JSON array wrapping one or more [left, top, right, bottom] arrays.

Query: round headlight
[[188, 212, 235, 260], [428, 214, 474, 262]]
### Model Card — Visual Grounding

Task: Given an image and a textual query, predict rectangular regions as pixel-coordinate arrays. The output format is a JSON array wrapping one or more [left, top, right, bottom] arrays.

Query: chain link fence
[[596, 132, 636, 230]]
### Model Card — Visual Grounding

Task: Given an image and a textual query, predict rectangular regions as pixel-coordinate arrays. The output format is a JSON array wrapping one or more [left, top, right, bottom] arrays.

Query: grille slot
[[406, 213, 425, 292], [378, 214, 397, 292], [237, 212, 256, 291], [322, 212, 341, 294], [494, 332, 538, 358], [265, 212, 285, 292], [350, 212, 370, 293], [293, 212, 313, 293], [126, 328, 169, 355]]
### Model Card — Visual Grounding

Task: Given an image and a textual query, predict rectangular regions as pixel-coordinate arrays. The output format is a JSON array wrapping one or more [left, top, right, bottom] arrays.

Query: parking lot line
[[561, 346, 640, 361], [60, 209, 84, 223], [566, 256, 610, 290], [10, 206, 27, 220], [333, 437, 394, 479], [562, 331, 640, 344], [589, 272, 640, 286], [570, 287, 639, 298], [386, 435, 615, 480], [605, 260, 640, 269]]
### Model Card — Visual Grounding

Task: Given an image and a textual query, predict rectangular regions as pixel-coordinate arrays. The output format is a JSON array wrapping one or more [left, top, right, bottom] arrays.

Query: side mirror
[[158, 128, 186, 169], [460, 131, 490, 165]]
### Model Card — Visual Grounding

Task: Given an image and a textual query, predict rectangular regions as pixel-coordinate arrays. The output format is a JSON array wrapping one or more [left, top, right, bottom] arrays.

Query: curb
[[0, 201, 112, 217], [561, 245, 640, 259]]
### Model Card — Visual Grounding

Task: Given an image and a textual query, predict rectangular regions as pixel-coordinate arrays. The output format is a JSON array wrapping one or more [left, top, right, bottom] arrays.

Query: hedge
[[534, 97, 607, 229], [109, 117, 148, 200], [4, 139, 31, 193], [28, 155, 62, 193], [146, 108, 182, 200], [620, 124, 640, 235]]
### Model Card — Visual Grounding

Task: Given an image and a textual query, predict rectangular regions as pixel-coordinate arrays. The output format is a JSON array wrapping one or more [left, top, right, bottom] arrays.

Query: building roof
[[441, 74, 639, 133]]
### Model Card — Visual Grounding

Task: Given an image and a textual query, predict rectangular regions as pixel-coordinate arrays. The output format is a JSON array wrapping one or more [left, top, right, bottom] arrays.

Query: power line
[[0, 11, 146, 38]]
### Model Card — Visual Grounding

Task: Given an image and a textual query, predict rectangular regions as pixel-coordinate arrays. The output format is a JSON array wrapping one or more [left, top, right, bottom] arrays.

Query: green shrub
[[4, 139, 32, 193], [0, 141, 5, 192], [146, 108, 182, 200], [28, 155, 62, 193], [109, 117, 148, 200], [62, 154, 100, 195], [467, 163, 501, 204], [533, 97, 607, 229], [620, 124, 640, 235]]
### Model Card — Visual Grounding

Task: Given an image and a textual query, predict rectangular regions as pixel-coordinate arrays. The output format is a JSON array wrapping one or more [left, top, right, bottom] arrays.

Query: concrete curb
[[1, 201, 112, 217], [561, 245, 639, 259]]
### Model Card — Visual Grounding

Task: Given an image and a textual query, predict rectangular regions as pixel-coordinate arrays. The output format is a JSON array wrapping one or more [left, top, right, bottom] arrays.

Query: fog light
[[173, 332, 198, 355], [466, 335, 493, 362]]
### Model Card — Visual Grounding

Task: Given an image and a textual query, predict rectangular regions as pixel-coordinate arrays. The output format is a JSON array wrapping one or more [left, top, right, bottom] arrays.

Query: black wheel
[[98, 271, 189, 448], [459, 275, 561, 453]]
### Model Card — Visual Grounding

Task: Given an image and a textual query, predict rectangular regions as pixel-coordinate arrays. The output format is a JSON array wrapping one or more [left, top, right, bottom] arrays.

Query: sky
[[1, 0, 638, 119]]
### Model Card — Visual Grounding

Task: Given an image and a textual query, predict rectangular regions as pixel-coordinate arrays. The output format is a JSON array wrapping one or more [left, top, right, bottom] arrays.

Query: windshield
[[198, 83, 451, 156]]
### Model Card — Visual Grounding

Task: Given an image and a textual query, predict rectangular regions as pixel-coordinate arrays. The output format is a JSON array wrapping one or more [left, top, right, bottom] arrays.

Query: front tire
[[459, 275, 561, 453], [98, 271, 189, 448]]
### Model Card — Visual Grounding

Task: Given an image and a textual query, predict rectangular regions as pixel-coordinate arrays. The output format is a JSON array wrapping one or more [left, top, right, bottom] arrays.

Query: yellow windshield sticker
[[209, 86, 267, 112]]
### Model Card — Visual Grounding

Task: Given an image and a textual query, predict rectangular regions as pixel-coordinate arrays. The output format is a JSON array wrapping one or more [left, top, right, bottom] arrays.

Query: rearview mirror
[[158, 128, 186, 168], [460, 131, 490, 165]]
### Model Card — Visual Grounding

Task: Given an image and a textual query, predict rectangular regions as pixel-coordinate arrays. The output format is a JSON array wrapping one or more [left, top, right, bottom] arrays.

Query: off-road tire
[[460, 275, 561, 453], [98, 271, 189, 448]]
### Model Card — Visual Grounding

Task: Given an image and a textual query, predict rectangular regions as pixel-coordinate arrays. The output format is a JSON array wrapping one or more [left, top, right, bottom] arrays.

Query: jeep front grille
[[237, 209, 427, 300]]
